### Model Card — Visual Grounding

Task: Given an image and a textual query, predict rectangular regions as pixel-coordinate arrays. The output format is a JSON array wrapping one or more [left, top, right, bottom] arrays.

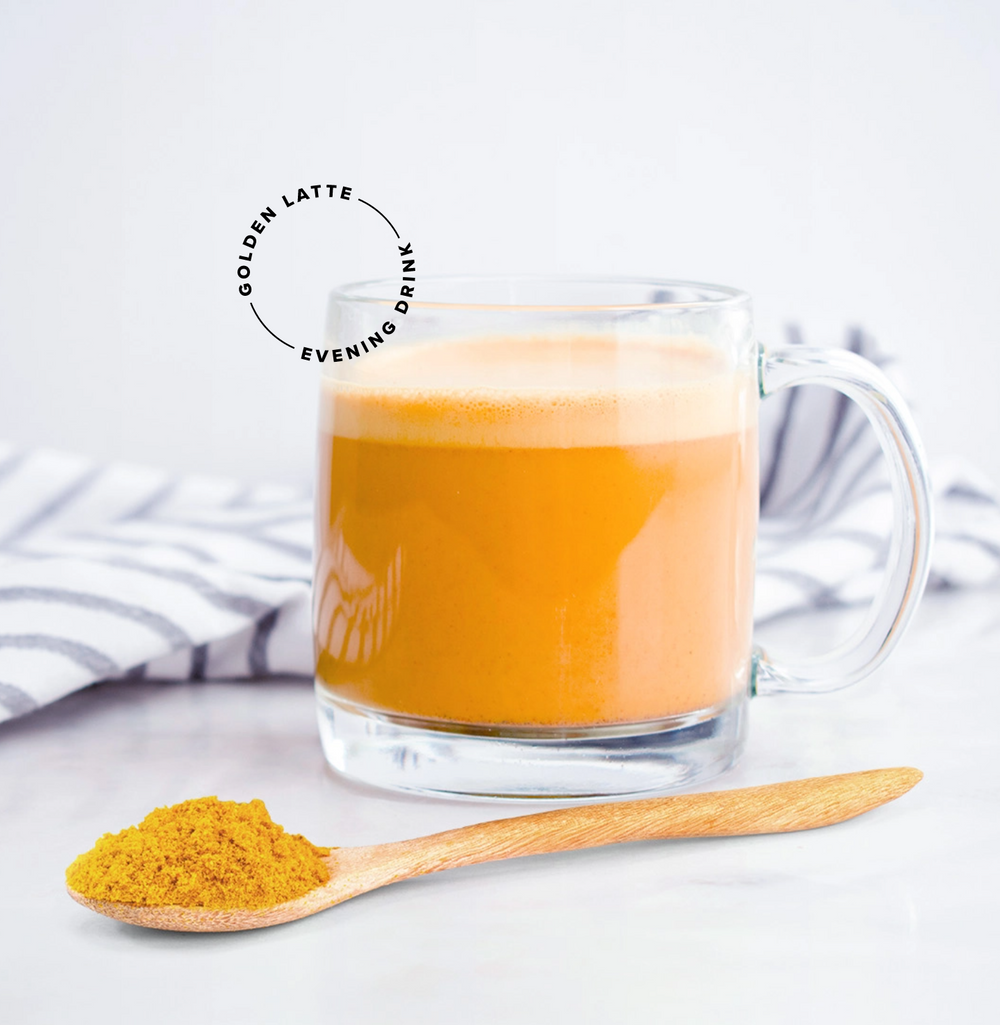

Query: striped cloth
[[755, 328, 1000, 614], [1, 329, 998, 724]]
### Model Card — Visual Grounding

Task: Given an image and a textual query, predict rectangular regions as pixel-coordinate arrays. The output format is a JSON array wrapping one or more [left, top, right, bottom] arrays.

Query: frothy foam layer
[[320, 336, 756, 447]]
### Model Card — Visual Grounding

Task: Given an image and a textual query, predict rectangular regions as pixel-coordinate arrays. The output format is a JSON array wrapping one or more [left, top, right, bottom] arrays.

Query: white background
[[1, 0, 998, 487]]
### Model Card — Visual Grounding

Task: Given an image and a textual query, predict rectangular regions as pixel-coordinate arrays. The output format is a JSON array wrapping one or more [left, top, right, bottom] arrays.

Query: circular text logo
[[235, 183, 415, 362]]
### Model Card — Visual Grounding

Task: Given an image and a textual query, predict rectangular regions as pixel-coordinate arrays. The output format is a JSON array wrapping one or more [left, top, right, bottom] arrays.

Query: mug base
[[315, 686, 748, 800]]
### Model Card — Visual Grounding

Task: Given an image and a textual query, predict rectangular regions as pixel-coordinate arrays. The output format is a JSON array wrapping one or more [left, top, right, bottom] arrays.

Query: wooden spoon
[[67, 767, 921, 932]]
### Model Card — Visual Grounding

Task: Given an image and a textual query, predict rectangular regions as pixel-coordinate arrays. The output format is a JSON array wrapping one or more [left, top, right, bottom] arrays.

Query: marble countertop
[[2, 589, 998, 1024]]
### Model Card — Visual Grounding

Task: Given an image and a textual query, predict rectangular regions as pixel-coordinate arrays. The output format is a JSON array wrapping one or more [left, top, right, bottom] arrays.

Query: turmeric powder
[[65, 797, 331, 909]]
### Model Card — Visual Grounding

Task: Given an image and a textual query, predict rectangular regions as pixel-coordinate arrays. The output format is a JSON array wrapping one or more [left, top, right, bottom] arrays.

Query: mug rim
[[329, 274, 750, 313]]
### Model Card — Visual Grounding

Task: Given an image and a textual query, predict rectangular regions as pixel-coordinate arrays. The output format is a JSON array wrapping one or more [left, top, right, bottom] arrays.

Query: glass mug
[[314, 277, 932, 799]]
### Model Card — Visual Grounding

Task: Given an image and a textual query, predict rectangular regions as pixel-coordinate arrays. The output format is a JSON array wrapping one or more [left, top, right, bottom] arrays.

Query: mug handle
[[753, 345, 934, 695]]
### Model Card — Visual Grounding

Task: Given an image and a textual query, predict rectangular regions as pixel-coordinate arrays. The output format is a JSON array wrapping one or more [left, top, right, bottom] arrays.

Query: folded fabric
[[1, 329, 997, 723], [755, 328, 1000, 615]]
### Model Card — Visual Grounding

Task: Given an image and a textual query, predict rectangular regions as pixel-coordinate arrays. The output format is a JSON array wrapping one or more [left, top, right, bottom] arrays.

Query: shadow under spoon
[[67, 767, 922, 932]]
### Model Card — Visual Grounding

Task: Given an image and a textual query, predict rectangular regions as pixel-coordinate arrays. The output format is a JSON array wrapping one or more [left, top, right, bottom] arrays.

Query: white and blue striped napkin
[[0, 453, 313, 720], [1, 329, 998, 723]]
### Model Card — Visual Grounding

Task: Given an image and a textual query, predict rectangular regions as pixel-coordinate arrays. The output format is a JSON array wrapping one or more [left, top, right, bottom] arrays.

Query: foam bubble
[[320, 336, 756, 447]]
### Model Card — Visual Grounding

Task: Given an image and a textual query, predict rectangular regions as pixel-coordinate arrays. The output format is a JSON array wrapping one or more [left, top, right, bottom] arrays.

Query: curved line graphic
[[357, 198, 400, 239], [250, 302, 294, 349]]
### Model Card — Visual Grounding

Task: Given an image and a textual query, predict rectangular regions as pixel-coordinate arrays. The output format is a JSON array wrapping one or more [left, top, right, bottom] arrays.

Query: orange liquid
[[314, 337, 758, 727]]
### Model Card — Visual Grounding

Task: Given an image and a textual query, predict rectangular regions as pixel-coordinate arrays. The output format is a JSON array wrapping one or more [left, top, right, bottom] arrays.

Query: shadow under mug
[[313, 277, 932, 799]]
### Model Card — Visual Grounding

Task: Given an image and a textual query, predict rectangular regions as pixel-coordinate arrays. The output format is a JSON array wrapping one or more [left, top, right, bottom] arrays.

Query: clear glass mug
[[314, 277, 932, 799]]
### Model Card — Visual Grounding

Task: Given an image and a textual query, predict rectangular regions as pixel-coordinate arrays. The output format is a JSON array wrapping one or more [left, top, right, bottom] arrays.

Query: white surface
[[2, 587, 998, 1024], [1, 0, 999, 487]]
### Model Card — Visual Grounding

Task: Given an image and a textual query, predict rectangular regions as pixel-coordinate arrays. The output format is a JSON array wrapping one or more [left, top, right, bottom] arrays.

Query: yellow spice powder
[[66, 797, 331, 909]]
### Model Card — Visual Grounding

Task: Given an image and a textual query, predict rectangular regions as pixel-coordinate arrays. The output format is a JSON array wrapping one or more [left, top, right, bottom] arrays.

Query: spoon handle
[[380, 768, 921, 880]]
